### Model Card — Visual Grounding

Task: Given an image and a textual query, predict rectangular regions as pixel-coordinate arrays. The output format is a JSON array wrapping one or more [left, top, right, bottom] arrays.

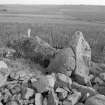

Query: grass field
[[0, 5, 105, 62]]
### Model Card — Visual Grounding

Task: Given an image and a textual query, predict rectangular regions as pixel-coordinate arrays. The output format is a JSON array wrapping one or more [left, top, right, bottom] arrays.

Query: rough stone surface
[[57, 73, 72, 85], [48, 89, 59, 105], [67, 89, 81, 105], [85, 94, 105, 105], [56, 87, 68, 100], [76, 103, 84, 105], [24, 88, 34, 100], [71, 31, 91, 84], [35, 93, 43, 105], [46, 73, 56, 88], [43, 98, 48, 105], [32, 76, 50, 93], [47, 48, 75, 75], [71, 82, 97, 99], [99, 72, 105, 81], [63, 100, 72, 105]]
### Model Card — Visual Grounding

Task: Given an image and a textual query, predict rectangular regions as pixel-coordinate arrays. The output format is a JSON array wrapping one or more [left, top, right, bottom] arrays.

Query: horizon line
[[0, 4, 105, 6]]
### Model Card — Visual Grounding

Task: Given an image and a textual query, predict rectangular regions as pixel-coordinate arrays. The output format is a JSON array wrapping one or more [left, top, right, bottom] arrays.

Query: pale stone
[[0, 61, 8, 69], [35, 93, 43, 105], [24, 88, 34, 99], [46, 73, 56, 88], [57, 73, 72, 85], [71, 31, 91, 84]]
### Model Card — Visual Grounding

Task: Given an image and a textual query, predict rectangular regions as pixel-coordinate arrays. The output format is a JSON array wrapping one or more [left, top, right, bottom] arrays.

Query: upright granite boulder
[[71, 31, 91, 84]]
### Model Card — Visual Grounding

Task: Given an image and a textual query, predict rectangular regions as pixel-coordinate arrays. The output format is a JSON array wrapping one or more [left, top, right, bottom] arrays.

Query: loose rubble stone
[[24, 88, 34, 100], [63, 100, 72, 105], [0, 61, 8, 69], [47, 48, 75, 75], [32, 76, 50, 93], [46, 73, 56, 88], [56, 87, 68, 100], [55, 73, 72, 90], [94, 77, 105, 86], [85, 94, 105, 105], [71, 31, 91, 84], [99, 72, 105, 81], [48, 89, 59, 105], [76, 103, 84, 105], [57, 73, 72, 85], [43, 98, 48, 105], [10, 84, 21, 95], [6, 101, 19, 105], [35, 93, 43, 105], [71, 82, 97, 99], [67, 89, 81, 105], [97, 86, 105, 96]]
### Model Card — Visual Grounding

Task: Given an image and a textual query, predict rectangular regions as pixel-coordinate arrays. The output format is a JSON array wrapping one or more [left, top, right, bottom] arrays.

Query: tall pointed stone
[[71, 31, 91, 84]]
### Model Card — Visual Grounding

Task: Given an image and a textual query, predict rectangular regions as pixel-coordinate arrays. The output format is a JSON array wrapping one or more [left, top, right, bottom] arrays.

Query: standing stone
[[71, 31, 91, 84], [35, 93, 43, 105], [85, 94, 105, 105], [0, 61, 9, 87], [47, 48, 75, 76]]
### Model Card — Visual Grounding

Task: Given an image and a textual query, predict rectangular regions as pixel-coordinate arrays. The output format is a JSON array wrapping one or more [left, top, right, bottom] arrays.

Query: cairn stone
[[47, 48, 75, 75], [35, 93, 43, 105], [85, 94, 105, 105], [47, 89, 59, 105], [67, 89, 81, 105], [71, 31, 91, 84]]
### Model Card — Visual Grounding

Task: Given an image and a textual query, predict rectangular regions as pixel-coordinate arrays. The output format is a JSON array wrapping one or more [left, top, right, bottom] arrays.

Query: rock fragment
[[48, 89, 59, 105], [24, 88, 34, 100], [67, 89, 81, 105], [35, 93, 43, 105], [43, 98, 48, 105], [63, 100, 72, 105], [47, 48, 75, 75], [32, 76, 50, 93], [56, 87, 68, 100], [85, 94, 105, 105], [71, 82, 97, 99]]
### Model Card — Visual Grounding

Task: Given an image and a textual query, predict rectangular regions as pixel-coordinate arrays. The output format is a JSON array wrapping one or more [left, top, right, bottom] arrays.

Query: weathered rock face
[[71, 31, 91, 84], [47, 48, 75, 75], [85, 94, 105, 105]]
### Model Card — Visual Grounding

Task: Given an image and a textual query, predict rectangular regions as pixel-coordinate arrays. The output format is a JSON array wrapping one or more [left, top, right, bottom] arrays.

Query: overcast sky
[[0, 0, 105, 5]]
